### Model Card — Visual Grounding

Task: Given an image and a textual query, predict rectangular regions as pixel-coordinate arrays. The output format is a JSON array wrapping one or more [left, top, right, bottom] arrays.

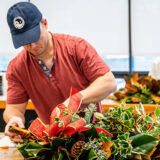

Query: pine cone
[[71, 141, 85, 158]]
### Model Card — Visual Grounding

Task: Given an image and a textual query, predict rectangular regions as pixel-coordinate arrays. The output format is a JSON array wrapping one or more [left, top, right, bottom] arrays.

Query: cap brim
[[12, 24, 40, 49]]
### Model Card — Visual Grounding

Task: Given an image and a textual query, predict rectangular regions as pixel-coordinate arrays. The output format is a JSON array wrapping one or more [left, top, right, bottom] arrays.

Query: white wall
[[0, 0, 129, 56], [132, 0, 160, 56]]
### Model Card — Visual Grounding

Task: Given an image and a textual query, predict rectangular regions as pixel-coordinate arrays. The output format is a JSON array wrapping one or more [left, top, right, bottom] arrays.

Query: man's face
[[23, 22, 49, 56]]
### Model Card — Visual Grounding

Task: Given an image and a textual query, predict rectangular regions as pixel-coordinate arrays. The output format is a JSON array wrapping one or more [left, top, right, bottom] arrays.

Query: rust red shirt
[[6, 33, 110, 124]]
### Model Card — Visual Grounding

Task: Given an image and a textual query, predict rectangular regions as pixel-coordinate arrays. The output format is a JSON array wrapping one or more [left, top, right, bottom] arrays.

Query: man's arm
[[3, 102, 27, 142], [80, 71, 117, 104]]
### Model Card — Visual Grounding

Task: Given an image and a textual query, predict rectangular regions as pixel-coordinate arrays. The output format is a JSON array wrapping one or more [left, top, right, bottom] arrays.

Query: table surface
[[0, 148, 24, 160], [0, 133, 24, 160]]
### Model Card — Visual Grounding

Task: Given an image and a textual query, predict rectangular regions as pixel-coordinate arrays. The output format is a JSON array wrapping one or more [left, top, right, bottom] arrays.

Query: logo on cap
[[13, 16, 25, 29]]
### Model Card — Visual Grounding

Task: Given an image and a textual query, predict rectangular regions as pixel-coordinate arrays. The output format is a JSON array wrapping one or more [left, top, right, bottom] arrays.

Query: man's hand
[[5, 116, 24, 143]]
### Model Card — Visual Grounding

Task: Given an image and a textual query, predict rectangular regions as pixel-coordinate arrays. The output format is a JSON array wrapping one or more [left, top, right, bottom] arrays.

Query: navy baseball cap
[[7, 2, 42, 49]]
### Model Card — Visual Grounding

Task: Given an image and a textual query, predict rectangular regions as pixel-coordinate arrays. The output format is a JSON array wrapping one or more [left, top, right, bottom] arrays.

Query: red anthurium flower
[[67, 87, 83, 113], [44, 114, 73, 137], [45, 87, 83, 138], [63, 118, 86, 137], [78, 127, 113, 137], [95, 128, 113, 137]]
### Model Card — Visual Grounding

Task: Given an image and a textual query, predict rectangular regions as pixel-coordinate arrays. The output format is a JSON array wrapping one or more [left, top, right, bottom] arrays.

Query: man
[[3, 2, 117, 142]]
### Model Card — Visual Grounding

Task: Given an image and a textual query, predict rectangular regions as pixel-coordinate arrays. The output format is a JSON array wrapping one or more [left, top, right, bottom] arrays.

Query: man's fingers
[[17, 122, 25, 128], [4, 116, 25, 143], [4, 131, 15, 137], [10, 135, 23, 143]]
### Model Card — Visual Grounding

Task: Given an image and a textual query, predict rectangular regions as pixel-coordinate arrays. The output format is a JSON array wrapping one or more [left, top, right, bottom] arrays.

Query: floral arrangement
[[9, 88, 160, 160], [113, 72, 160, 104]]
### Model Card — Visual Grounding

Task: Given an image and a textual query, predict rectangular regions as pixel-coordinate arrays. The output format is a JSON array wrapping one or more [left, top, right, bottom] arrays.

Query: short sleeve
[[6, 61, 29, 104], [75, 38, 110, 82]]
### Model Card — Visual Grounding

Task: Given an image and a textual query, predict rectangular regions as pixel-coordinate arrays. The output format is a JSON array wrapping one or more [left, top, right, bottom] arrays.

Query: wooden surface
[[0, 133, 24, 160], [0, 148, 24, 160]]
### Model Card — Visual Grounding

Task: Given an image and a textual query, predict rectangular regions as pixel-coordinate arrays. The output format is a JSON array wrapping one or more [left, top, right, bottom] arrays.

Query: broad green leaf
[[25, 148, 51, 157], [51, 137, 67, 150], [26, 142, 45, 149], [81, 127, 98, 140], [18, 149, 31, 158], [131, 134, 159, 154]]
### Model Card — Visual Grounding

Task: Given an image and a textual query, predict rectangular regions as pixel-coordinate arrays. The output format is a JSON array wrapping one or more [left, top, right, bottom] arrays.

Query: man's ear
[[42, 18, 48, 28]]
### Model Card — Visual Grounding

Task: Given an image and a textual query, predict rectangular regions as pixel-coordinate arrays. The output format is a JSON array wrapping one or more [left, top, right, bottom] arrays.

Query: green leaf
[[62, 111, 69, 116], [94, 112, 105, 120], [87, 149, 97, 160], [55, 118, 60, 122], [77, 148, 97, 160], [119, 140, 130, 148], [131, 134, 159, 154], [155, 108, 160, 117], [81, 127, 98, 140], [149, 126, 160, 137], [127, 107, 134, 114], [98, 132, 111, 142], [118, 133, 130, 141], [136, 103, 145, 115], [51, 137, 67, 150], [18, 149, 31, 158], [58, 148, 70, 160], [26, 142, 45, 149], [52, 154, 59, 160], [84, 103, 97, 124], [121, 113, 129, 120], [58, 122, 64, 127], [25, 148, 51, 157], [145, 115, 153, 123]]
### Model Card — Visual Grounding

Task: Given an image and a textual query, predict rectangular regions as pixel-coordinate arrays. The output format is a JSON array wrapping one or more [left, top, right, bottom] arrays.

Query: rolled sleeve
[[6, 63, 29, 104]]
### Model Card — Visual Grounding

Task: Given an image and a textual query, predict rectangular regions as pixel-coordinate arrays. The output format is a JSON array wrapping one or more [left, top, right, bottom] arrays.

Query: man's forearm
[[3, 103, 27, 123], [80, 71, 117, 104], [3, 108, 25, 123]]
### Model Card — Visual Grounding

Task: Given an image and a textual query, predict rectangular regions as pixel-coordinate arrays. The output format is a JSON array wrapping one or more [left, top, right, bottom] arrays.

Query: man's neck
[[36, 33, 54, 69]]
